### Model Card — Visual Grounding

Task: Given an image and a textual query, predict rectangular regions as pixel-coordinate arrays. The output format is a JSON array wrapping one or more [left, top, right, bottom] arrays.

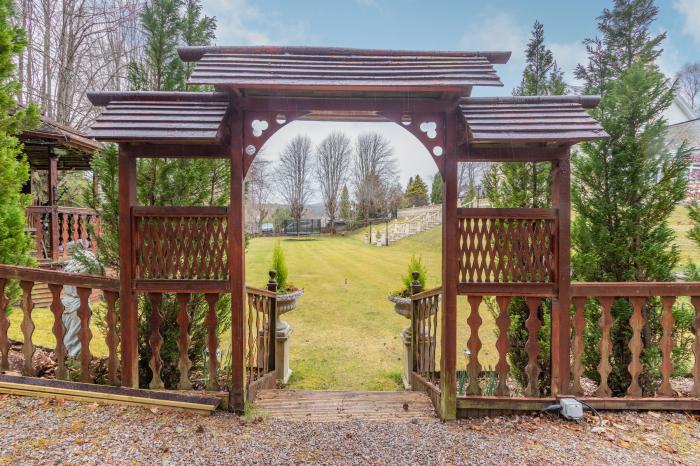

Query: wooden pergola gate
[[85, 45, 619, 419], [1, 44, 695, 418]]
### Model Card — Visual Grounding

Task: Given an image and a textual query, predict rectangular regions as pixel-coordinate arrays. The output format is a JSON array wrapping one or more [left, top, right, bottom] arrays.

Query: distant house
[[662, 95, 700, 201]]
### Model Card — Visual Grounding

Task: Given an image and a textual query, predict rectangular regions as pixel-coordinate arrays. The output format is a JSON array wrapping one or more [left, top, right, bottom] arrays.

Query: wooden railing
[[411, 285, 441, 388], [457, 208, 557, 294], [26, 207, 100, 262], [0, 265, 119, 385], [245, 279, 277, 399], [571, 283, 700, 399]]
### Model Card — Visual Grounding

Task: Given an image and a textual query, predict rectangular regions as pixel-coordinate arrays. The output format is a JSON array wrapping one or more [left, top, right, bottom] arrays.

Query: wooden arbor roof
[[21, 115, 102, 170]]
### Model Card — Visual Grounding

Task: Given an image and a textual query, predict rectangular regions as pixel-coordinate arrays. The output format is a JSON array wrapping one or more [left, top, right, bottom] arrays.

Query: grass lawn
[[7, 206, 697, 390]]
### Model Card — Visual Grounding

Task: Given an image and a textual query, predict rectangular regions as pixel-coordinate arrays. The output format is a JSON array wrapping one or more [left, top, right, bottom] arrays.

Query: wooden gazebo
[[20, 115, 102, 265], [3, 45, 698, 419]]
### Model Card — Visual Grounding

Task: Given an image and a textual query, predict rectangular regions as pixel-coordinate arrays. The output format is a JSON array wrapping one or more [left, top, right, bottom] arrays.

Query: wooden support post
[[229, 117, 246, 412], [118, 146, 138, 388], [267, 271, 278, 374], [550, 154, 571, 395], [440, 112, 458, 420], [48, 155, 59, 262]]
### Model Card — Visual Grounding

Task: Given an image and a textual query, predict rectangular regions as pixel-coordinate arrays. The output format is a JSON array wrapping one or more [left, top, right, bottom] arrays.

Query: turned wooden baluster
[[571, 297, 587, 396], [71, 214, 79, 251], [205, 293, 220, 391], [48, 284, 67, 380], [595, 297, 614, 397], [524, 297, 542, 397], [626, 296, 646, 397], [34, 216, 43, 260], [691, 296, 700, 398], [76, 287, 92, 383], [61, 213, 69, 258], [176, 293, 192, 390], [19, 281, 35, 376], [148, 293, 164, 389], [80, 214, 88, 246], [0, 279, 9, 371], [495, 296, 511, 396], [103, 291, 119, 385], [658, 296, 676, 397], [466, 295, 482, 395]]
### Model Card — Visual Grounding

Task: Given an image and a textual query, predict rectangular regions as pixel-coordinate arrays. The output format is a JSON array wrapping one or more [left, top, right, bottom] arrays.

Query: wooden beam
[[0, 265, 119, 291], [440, 110, 458, 421], [457, 207, 557, 220], [131, 206, 228, 217], [551, 155, 571, 396], [571, 282, 700, 297], [456, 395, 700, 413], [242, 96, 455, 115], [457, 282, 556, 297], [229, 116, 246, 412], [458, 144, 569, 162], [118, 146, 138, 388], [121, 143, 230, 158], [134, 279, 230, 293]]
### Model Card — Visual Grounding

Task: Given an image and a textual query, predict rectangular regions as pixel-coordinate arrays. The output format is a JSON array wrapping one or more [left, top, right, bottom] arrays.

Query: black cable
[[578, 399, 603, 427]]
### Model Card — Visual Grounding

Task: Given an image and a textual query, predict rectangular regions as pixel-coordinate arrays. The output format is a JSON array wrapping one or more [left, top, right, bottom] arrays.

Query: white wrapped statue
[[61, 250, 98, 358]]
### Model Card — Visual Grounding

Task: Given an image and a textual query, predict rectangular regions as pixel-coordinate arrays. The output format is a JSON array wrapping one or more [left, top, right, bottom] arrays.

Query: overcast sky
[[200, 0, 700, 199]]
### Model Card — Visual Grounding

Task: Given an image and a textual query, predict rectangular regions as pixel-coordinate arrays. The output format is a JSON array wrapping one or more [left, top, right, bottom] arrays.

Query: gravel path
[[0, 395, 698, 465]]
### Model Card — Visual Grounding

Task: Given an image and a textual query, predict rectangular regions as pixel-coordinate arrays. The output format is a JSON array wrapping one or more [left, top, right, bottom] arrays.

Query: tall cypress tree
[[430, 172, 443, 204], [0, 0, 39, 300], [483, 20, 564, 393], [339, 184, 352, 224], [573, 0, 691, 395]]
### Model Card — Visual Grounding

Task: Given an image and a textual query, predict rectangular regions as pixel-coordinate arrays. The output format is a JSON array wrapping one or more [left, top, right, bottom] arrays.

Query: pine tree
[[0, 0, 39, 301], [483, 20, 565, 393], [339, 184, 352, 225], [573, 0, 690, 395], [404, 174, 429, 207], [88, 0, 226, 389], [430, 172, 443, 204]]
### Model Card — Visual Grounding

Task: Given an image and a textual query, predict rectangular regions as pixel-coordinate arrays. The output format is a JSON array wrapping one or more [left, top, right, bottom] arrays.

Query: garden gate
[[3, 45, 697, 420]]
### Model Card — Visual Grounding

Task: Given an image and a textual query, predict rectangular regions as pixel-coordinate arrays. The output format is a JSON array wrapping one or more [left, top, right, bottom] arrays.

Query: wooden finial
[[411, 270, 422, 294], [267, 269, 278, 292]]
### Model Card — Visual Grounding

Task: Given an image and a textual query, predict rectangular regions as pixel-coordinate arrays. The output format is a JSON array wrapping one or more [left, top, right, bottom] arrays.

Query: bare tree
[[315, 131, 351, 233], [246, 156, 273, 234], [277, 135, 314, 233], [458, 161, 489, 204], [677, 62, 700, 113], [352, 132, 397, 221]]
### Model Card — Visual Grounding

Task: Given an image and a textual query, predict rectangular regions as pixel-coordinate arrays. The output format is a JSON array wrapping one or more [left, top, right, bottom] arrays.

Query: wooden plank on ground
[[0, 375, 221, 415]]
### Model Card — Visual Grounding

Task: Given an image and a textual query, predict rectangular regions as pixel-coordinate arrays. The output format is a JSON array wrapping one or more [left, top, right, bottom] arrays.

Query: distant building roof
[[667, 117, 700, 152]]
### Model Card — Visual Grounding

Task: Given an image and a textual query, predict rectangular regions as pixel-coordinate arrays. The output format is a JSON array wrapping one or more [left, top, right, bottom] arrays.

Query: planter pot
[[388, 295, 413, 319], [276, 289, 304, 315]]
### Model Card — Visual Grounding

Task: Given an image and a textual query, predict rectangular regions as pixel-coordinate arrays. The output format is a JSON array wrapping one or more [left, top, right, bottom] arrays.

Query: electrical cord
[[578, 399, 604, 427]]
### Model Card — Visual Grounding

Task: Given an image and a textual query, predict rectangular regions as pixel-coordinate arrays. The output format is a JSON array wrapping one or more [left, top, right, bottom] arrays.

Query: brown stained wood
[[0, 265, 119, 291], [494, 296, 511, 396], [76, 287, 93, 383], [205, 293, 220, 391], [176, 293, 192, 390], [19, 281, 35, 376], [103, 291, 119, 385], [595, 297, 614, 397], [691, 296, 700, 398], [658, 296, 676, 397], [626, 297, 646, 398], [48, 284, 67, 380], [466, 295, 482, 395], [0, 279, 8, 371], [524, 297, 541, 397], [571, 282, 700, 297], [571, 297, 587, 396], [147, 293, 164, 389]]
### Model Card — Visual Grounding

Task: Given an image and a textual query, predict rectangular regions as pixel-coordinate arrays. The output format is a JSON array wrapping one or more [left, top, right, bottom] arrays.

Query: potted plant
[[270, 241, 303, 314], [388, 255, 427, 317]]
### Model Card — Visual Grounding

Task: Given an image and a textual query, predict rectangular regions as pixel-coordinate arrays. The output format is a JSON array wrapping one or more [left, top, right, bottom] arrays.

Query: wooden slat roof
[[460, 96, 607, 143], [87, 92, 231, 143], [179, 46, 510, 95]]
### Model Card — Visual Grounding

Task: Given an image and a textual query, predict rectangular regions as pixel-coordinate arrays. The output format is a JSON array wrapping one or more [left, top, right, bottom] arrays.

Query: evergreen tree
[[86, 0, 225, 389], [404, 174, 429, 207], [0, 0, 39, 300], [339, 184, 352, 225], [430, 172, 443, 204], [573, 0, 690, 395], [483, 20, 565, 393]]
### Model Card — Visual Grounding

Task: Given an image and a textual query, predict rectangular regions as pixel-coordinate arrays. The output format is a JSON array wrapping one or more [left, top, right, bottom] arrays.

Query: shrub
[[271, 241, 288, 291]]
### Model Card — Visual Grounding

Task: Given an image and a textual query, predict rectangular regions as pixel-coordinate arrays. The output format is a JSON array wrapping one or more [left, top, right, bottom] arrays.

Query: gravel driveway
[[0, 395, 698, 465]]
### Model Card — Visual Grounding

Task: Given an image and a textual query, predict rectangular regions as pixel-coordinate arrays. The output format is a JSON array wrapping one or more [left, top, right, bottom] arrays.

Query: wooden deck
[[252, 390, 437, 422]]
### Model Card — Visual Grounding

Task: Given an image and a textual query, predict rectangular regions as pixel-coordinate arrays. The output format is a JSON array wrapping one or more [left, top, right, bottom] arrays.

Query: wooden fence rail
[[26, 207, 100, 262]]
